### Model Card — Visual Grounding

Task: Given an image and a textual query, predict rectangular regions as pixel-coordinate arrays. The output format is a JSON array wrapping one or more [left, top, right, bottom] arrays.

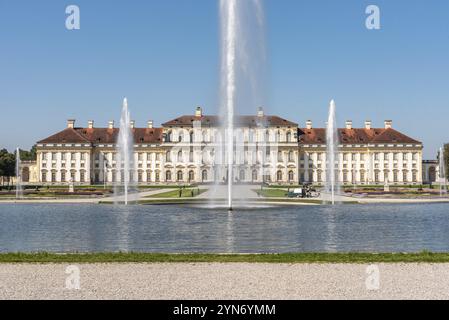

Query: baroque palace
[[35, 107, 423, 186]]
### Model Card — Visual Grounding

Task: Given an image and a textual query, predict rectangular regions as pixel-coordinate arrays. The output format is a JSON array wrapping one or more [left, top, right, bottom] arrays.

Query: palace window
[[61, 171, 66, 182], [252, 170, 258, 182], [288, 151, 294, 162], [177, 170, 183, 181], [277, 151, 283, 162], [286, 131, 292, 142], [360, 170, 365, 182], [166, 151, 171, 162], [166, 171, 172, 181], [80, 171, 85, 183], [202, 170, 208, 182], [288, 170, 294, 182], [188, 170, 195, 182], [178, 150, 183, 162], [239, 170, 245, 181], [155, 171, 160, 182], [277, 170, 283, 182]]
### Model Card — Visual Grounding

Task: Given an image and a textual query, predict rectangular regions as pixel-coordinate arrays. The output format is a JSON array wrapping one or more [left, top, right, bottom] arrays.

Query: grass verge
[[147, 188, 206, 198], [1, 252, 449, 263]]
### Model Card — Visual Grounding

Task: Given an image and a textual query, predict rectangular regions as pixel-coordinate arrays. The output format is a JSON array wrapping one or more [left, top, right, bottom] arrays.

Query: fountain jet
[[115, 98, 134, 205], [326, 100, 339, 205], [220, 0, 237, 210]]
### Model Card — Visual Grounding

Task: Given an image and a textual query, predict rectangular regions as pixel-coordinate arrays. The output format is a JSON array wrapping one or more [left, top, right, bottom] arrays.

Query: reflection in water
[[1, 203, 449, 253], [116, 205, 131, 252], [322, 206, 338, 253], [225, 211, 235, 252]]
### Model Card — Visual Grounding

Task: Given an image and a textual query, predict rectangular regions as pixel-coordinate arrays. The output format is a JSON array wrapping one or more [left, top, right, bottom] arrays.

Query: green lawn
[[255, 188, 288, 198], [1, 252, 449, 263], [147, 188, 206, 198]]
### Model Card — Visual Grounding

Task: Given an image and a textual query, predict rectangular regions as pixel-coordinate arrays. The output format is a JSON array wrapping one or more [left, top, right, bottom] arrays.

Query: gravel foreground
[[1, 263, 449, 300]]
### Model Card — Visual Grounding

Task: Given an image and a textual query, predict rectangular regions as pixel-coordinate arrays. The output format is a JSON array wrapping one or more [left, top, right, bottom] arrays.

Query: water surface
[[0, 203, 448, 253]]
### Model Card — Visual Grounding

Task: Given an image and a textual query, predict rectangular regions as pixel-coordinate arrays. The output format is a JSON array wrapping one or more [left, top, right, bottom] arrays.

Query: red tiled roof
[[162, 115, 297, 127], [298, 128, 421, 145], [38, 128, 164, 144]]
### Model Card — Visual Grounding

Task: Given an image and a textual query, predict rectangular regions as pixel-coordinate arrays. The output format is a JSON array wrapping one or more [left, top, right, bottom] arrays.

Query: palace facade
[[35, 107, 423, 186]]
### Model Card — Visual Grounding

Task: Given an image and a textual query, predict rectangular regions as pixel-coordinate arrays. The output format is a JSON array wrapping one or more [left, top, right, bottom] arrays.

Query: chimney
[[384, 120, 393, 129], [345, 120, 353, 130], [195, 107, 203, 117], [67, 119, 75, 129], [257, 107, 265, 117], [108, 120, 114, 129], [306, 120, 312, 130], [147, 120, 154, 129], [365, 120, 372, 130], [130, 120, 136, 129], [88, 120, 94, 129]]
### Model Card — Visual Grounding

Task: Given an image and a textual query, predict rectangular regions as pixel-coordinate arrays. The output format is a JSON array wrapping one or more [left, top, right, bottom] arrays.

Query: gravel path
[[1, 263, 449, 300]]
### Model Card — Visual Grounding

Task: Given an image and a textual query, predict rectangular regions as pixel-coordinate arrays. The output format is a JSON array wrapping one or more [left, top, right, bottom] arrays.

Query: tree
[[0, 149, 16, 186], [19, 145, 37, 161]]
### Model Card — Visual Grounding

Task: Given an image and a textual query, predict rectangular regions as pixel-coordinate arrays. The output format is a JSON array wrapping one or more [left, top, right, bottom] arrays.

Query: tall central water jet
[[439, 147, 447, 197], [115, 98, 134, 205], [220, 0, 237, 210], [15, 148, 23, 200], [219, 0, 265, 210], [326, 100, 339, 205]]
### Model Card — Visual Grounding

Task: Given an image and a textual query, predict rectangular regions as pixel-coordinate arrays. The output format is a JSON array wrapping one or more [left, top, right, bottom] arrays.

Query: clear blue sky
[[0, 0, 448, 158]]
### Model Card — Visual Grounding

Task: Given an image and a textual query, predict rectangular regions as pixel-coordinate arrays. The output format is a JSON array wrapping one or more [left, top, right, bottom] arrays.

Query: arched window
[[165, 171, 172, 181], [202, 131, 208, 143], [188, 170, 195, 182], [252, 169, 258, 182], [276, 130, 281, 142], [277, 170, 283, 182], [190, 131, 194, 143], [177, 170, 183, 181], [202, 170, 208, 182], [286, 131, 292, 142], [239, 170, 245, 181], [178, 133, 183, 143], [178, 150, 183, 162], [265, 130, 270, 142], [288, 170, 294, 182], [22, 167, 30, 182], [166, 151, 171, 162], [189, 150, 194, 162]]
